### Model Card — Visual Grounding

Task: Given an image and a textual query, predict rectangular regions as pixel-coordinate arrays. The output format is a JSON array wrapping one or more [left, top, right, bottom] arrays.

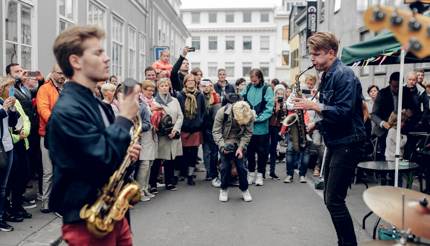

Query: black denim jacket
[[315, 59, 366, 147]]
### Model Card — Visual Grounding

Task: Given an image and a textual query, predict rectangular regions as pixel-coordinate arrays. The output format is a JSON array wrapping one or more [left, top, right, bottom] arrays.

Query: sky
[[181, 0, 282, 9]]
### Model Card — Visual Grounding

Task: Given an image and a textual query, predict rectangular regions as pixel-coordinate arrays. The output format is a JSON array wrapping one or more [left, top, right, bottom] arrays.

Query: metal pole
[[394, 48, 406, 187]]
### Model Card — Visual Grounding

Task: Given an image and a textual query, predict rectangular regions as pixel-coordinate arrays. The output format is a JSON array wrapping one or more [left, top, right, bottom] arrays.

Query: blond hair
[[307, 32, 339, 55], [232, 101, 254, 125], [157, 78, 171, 88], [101, 83, 116, 95], [140, 80, 156, 90], [53, 25, 105, 78]]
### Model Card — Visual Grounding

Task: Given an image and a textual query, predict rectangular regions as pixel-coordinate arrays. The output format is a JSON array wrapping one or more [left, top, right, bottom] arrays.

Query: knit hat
[[274, 84, 286, 95], [200, 79, 212, 86]]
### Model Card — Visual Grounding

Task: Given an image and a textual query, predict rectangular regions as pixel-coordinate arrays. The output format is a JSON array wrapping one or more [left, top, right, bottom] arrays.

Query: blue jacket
[[316, 59, 366, 147]]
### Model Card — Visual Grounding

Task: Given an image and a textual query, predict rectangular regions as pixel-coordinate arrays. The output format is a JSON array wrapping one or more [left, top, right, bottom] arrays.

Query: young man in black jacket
[[47, 25, 140, 245], [294, 32, 366, 246], [170, 47, 190, 94]]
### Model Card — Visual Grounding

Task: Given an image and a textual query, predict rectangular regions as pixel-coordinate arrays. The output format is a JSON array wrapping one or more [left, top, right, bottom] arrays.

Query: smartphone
[[188, 47, 196, 52], [302, 89, 311, 95], [9, 87, 15, 97]]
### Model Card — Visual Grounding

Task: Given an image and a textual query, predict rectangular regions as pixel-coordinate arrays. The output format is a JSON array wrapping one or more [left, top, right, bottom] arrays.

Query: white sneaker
[[211, 177, 221, 188], [247, 172, 256, 185], [255, 173, 264, 186], [140, 193, 151, 202], [219, 189, 228, 202], [284, 175, 293, 183], [143, 190, 155, 198], [300, 176, 307, 183], [242, 190, 252, 202]]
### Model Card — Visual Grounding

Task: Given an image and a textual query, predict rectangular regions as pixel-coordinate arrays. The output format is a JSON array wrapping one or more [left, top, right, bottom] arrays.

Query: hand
[[3, 97, 15, 111], [128, 143, 141, 162], [306, 122, 316, 133], [383, 122, 391, 129], [235, 148, 243, 159], [168, 129, 177, 139], [293, 98, 318, 111], [118, 85, 140, 121], [19, 130, 26, 140], [182, 47, 189, 57]]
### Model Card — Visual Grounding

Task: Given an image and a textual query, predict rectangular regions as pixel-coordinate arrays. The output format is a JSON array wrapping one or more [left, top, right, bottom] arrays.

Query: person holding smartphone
[[212, 98, 254, 202]]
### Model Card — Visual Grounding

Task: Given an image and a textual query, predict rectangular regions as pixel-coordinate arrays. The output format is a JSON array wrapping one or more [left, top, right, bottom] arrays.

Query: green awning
[[341, 32, 430, 65]]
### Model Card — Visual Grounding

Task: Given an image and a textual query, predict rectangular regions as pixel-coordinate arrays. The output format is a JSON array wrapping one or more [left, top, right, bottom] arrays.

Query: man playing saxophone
[[47, 25, 141, 245]]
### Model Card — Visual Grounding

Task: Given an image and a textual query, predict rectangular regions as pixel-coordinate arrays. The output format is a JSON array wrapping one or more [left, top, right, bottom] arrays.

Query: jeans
[[324, 143, 363, 246], [40, 137, 53, 210], [203, 139, 219, 179], [8, 141, 30, 212], [247, 134, 269, 174], [220, 153, 248, 191], [286, 135, 310, 176], [182, 147, 198, 176], [135, 160, 153, 192], [0, 150, 13, 220], [269, 126, 280, 174], [149, 159, 174, 187]]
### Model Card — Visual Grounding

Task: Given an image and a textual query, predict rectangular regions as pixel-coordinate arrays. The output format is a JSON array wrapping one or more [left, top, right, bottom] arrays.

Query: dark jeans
[[220, 153, 248, 191], [203, 139, 219, 179], [323, 143, 363, 246], [286, 135, 311, 176], [0, 150, 13, 220], [269, 125, 280, 174], [247, 134, 269, 174], [8, 141, 30, 212], [149, 159, 174, 187]]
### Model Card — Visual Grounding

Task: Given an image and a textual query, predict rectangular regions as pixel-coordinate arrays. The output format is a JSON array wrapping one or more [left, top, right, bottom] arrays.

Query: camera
[[302, 89, 311, 95], [223, 143, 238, 155], [188, 47, 196, 52], [277, 97, 284, 103]]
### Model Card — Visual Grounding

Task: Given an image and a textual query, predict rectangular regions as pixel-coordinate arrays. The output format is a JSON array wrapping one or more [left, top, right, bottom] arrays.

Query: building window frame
[[243, 36, 252, 51], [208, 12, 217, 23], [138, 32, 146, 81], [225, 12, 234, 23], [208, 62, 218, 77], [128, 25, 137, 78], [260, 12, 269, 22], [191, 36, 201, 51], [242, 62, 252, 77], [225, 62, 235, 78], [260, 62, 269, 78], [87, 0, 107, 29], [111, 14, 125, 78], [225, 36, 235, 51], [57, 0, 77, 34], [208, 36, 218, 51], [243, 11, 251, 23], [260, 36, 270, 51], [191, 12, 200, 24]]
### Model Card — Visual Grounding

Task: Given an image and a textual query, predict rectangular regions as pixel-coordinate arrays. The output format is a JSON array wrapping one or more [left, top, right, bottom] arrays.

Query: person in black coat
[[170, 47, 191, 94], [214, 68, 235, 102], [176, 74, 206, 185], [47, 26, 140, 244]]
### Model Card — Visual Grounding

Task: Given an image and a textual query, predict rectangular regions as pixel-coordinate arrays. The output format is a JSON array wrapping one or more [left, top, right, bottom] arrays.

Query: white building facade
[[181, 6, 277, 83]]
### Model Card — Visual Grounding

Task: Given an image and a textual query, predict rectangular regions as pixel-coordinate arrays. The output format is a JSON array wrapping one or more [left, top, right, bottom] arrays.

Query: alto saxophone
[[80, 114, 142, 237], [284, 66, 314, 152]]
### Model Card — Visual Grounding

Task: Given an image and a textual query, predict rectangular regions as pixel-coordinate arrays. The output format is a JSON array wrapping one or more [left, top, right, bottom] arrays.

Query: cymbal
[[361, 240, 424, 245], [363, 186, 430, 239]]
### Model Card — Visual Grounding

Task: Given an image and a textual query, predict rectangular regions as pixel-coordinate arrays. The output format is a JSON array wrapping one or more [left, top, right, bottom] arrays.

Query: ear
[[69, 54, 82, 72]]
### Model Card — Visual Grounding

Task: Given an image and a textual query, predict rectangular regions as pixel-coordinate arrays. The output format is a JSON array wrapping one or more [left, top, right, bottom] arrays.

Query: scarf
[[183, 87, 198, 119], [203, 92, 213, 113], [155, 93, 172, 106]]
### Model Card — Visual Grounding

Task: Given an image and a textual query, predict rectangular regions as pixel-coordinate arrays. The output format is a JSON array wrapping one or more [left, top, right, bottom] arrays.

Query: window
[[291, 49, 299, 68], [226, 12, 234, 23], [225, 62, 235, 78], [282, 25, 289, 40], [208, 36, 217, 50], [243, 11, 251, 23], [88, 1, 105, 28], [225, 36, 235, 51], [260, 36, 270, 50], [260, 62, 269, 77], [208, 62, 218, 77], [138, 33, 146, 80], [111, 16, 124, 77], [191, 36, 201, 50], [208, 12, 217, 23], [243, 36, 252, 50], [242, 62, 252, 77], [191, 12, 200, 23], [128, 26, 137, 78], [260, 12, 269, 22], [192, 62, 201, 69], [5, 1, 33, 69], [282, 50, 289, 66], [58, 0, 76, 33]]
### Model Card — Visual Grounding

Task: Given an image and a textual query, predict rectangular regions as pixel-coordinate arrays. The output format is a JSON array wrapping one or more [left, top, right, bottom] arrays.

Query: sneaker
[[22, 200, 37, 209], [143, 190, 155, 198], [156, 182, 165, 188], [4, 212, 23, 222], [140, 195, 151, 202], [36, 193, 43, 202], [242, 190, 253, 202], [300, 176, 307, 183], [150, 187, 158, 194], [219, 190, 228, 202], [40, 208, 52, 214], [313, 168, 320, 177], [166, 184, 177, 191], [284, 175, 293, 183], [16, 209, 32, 219], [0, 220, 14, 232], [247, 172, 256, 185], [211, 177, 221, 188], [270, 173, 280, 180], [255, 173, 264, 186]]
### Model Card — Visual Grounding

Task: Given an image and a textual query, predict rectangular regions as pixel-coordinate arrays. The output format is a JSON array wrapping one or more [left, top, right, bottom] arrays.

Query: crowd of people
[[0, 28, 429, 244]]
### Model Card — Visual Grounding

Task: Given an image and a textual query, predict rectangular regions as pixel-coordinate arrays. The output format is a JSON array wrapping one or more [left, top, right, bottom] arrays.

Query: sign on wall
[[306, 1, 318, 41], [153, 46, 169, 61]]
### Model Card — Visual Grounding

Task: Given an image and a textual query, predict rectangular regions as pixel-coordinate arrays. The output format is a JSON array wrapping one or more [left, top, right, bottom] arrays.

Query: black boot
[[187, 176, 195, 186]]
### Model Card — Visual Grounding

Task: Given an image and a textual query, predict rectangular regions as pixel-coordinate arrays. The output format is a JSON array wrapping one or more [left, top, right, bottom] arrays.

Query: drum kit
[[361, 186, 430, 245]]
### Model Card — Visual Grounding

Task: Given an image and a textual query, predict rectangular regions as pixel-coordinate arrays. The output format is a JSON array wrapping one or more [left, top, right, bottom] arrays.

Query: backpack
[[243, 83, 269, 116]]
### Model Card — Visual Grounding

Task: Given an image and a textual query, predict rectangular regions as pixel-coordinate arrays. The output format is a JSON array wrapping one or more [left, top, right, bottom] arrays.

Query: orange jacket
[[152, 60, 173, 77], [36, 80, 60, 136]]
